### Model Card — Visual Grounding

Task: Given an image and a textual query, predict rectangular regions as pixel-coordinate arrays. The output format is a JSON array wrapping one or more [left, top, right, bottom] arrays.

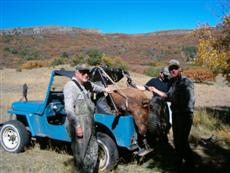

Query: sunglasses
[[169, 65, 179, 71], [79, 70, 90, 75]]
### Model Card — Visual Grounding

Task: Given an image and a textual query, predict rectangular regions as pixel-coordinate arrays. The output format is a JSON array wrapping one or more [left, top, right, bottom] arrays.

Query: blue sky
[[0, 0, 227, 34]]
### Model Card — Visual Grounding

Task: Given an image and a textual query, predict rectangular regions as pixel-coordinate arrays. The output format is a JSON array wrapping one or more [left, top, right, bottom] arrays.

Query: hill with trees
[[0, 26, 198, 72]]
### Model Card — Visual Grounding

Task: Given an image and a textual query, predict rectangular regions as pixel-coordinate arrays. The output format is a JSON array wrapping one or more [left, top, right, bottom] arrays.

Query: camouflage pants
[[67, 116, 99, 173], [72, 135, 98, 173]]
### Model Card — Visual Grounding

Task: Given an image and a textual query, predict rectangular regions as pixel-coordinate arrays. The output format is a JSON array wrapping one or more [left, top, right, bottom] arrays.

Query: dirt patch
[[195, 83, 230, 107]]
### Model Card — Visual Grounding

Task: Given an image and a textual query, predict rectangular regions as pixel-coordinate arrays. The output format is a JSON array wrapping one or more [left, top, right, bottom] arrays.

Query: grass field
[[0, 65, 230, 173]]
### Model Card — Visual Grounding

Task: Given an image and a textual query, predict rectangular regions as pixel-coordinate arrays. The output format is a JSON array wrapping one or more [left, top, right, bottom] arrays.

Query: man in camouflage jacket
[[148, 59, 195, 171]]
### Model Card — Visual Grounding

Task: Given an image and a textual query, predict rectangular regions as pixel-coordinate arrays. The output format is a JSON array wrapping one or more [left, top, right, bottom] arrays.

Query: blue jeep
[[0, 68, 144, 171], [0, 67, 171, 171]]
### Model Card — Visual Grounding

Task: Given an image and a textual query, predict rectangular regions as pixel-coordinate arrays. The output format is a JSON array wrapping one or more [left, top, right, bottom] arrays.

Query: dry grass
[[1, 109, 229, 173], [1, 67, 49, 118], [195, 84, 230, 107], [193, 110, 230, 144], [21, 60, 48, 69], [1, 65, 230, 173], [0, 144, 73, 173]]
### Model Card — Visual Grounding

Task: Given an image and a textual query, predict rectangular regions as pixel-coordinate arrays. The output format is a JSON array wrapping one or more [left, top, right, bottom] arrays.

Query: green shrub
[[144, 66, 160, 77], [182, 46, 197, 61], [4, 47, 18, 54], [86, 49, 103, 65], [71, 55, 86, 66], [17, 47, 41, 60], [51, 57, 65, 66], [61, 52, 69, 58], [102, 56, 113, 67], [102, 56, 128, 70], [148, 60, 162, 67], [113, 57, 128, 70]]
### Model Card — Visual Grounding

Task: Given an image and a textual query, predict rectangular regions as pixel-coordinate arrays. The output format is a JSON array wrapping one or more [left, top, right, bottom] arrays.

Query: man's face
[[169, 65, 180, 78], [75, 70, 90, 84], [159, 72, 165, 80]]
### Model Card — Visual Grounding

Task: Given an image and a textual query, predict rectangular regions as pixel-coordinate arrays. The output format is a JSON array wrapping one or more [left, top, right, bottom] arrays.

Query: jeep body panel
[[7, 107, 136, 149], [10, 101, 44, 114], [8, 108, 71, 141], [95, 114, 136, 149]]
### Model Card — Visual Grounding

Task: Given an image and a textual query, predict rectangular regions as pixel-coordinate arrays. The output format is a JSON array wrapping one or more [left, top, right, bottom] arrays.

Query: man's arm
[[148, 86, 168, 98], [184, 79, 195, 112], [91, 82, 113, 93], [64, 81, 80, 128]]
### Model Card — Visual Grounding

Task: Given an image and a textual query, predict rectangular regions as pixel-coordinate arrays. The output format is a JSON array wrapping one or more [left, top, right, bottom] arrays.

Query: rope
[[97, 66, 129, 108]]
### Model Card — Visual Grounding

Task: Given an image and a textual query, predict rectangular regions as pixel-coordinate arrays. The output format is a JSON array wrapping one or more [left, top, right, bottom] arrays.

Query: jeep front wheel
[[0, 120, 29, 153], [97, 132, 119, 171]]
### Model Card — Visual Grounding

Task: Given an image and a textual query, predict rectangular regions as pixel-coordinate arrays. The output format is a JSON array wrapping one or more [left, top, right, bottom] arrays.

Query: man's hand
[[148, 86, 156, 92], [105, 85, 113, 93], [148, 86, 167, 98], [76, 127, 83, 137]]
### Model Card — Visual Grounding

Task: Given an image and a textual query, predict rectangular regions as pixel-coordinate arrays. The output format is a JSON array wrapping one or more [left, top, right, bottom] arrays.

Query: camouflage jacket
[[168, 76, 195, 113]]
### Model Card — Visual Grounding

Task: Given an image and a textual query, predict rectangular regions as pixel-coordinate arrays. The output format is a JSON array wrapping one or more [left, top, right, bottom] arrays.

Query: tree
[[86, 48, 103, 65], [102, 56, 128, 70], [196, 14, 230, 84]]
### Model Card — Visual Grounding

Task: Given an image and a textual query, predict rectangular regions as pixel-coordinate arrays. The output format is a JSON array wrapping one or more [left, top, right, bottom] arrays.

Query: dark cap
[[168, 59, 180, 68], [75, 64, 91, 72]]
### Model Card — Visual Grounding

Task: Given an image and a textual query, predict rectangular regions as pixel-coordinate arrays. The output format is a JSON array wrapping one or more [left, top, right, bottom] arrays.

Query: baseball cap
[[168, 59, 180, 68], [160, 67, 170, 76], [75, 64, 91, 72]]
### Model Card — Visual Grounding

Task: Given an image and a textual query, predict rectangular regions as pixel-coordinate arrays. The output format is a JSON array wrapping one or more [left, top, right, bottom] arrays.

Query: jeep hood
[[10, 101, 44, 114]]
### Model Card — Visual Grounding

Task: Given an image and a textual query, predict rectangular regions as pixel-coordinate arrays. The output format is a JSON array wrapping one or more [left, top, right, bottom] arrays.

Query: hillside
[[0, 26, 197, 72]]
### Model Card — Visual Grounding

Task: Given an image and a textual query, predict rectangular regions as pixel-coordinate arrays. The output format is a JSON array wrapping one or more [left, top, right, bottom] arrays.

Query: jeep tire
[[0, 120, 29, 153], [97, 132, 119, 171]]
